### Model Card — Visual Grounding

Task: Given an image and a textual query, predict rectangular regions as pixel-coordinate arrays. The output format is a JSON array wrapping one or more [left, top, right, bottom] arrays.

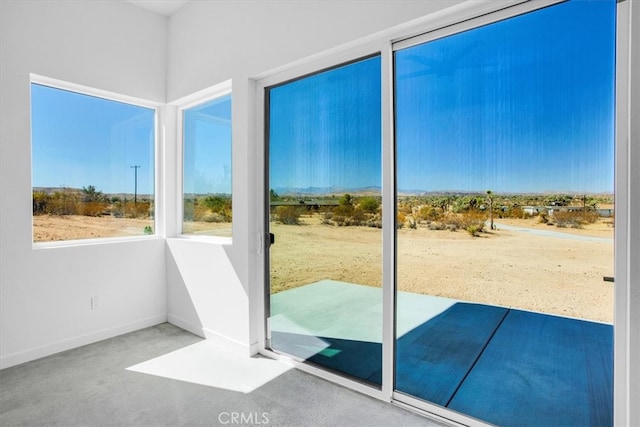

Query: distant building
[[522, 205, 614, 217]]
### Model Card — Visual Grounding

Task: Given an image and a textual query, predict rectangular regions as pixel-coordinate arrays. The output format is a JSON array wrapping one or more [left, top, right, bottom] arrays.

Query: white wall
[[0, 0, 168, 368], [167, 0, 463, 100], [165, 0, 463, 356]]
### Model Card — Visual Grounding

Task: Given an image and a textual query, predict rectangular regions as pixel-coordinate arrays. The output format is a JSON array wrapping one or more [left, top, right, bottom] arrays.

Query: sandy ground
[[182, 221, 232, 237], [32, 214, 614, 323], [33, 215, 154, 241], [270, 214, 614, 323], [33, 215, 232, 241]]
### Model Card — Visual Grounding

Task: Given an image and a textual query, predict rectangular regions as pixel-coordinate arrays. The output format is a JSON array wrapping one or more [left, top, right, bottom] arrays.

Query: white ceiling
[[125, 0, 190, 16]]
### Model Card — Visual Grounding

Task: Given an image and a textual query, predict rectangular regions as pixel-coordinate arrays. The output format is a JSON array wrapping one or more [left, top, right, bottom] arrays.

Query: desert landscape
[[270, 212, 614, 323]]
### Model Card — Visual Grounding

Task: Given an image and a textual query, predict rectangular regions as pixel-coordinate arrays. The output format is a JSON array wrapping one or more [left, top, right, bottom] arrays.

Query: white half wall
[[166, 239, 251, 356], [0, 0, 168, 368]]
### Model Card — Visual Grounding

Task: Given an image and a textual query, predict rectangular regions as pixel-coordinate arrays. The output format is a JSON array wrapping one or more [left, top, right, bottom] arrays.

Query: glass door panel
[[394, 1, 615, 425], [266, 56, 383, 385]]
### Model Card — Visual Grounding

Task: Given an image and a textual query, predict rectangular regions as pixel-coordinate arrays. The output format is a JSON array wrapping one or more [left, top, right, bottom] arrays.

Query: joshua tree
[[486, 190, 494, 230], [82, 185, 104, 202]]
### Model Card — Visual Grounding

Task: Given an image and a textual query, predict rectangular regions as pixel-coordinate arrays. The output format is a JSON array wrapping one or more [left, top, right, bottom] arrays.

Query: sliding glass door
[[394, 1, 615, 425], [265, 56, 384, 385], [262, 0, 618, 424]]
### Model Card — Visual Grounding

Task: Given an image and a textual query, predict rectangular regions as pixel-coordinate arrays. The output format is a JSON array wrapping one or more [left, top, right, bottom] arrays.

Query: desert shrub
[[192, 201, 208, 221], [407, 216, 417, 229], [321, 212, 333, 225], [553, 210, 598, 228], [506, 206, 525, 219], [398, 203, 413, 215], [202, 195, 232, 221], [460, 211, 486, 233], [203, 195, 229, 212], [538, 212, 550, 224], [339, 194, 353, 207], [333, 204, 353, 217], [81, 185, 105, 202], [332, 215, 346, 226], [580, 209, 600, 224], [359, 196, 380, 213], [331, 209, 367, 227], [320, 205, 380, 227], [81, 201, 109, 217], [397, 212, 406, 229], [32, 191, 48, 214], [441, 215, 463, 231], [276, 206, 301, 225], [202, 212, 226, 223], [193, 205, 220, 222], [417, 205, 441, 221], [188, 196, 231, 222], [46, 190, 80, 215], [466, 225, 480, 237], [111, 200, 147, 218], [349, 207, 366, 225], [125, 201, 152, 219]]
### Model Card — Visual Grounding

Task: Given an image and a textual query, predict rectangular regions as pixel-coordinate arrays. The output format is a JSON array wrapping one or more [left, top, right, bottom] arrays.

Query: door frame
[[254, 1, 632, 424]]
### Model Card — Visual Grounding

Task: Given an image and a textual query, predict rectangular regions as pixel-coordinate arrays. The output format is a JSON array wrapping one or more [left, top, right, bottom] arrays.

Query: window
[[181, 93, 232, 237], [31, 78, 156, 243]]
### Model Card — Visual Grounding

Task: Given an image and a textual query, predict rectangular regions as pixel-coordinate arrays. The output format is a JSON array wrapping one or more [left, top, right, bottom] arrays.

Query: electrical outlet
[[91, 296, 99, 310]]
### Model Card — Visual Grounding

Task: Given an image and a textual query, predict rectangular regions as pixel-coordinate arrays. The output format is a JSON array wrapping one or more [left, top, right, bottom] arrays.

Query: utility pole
[[131, 165, 140, 206]]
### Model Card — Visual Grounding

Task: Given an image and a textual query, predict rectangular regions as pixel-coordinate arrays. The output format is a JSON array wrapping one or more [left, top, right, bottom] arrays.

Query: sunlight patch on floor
[[127, 341, 292, 393]]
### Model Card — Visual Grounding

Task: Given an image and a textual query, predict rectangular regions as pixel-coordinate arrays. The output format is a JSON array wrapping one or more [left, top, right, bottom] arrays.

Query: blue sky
[[269, 56, 382, 190], [396, 0, 615, 194], [270, 0, 615, 194], [183, 95, 232, 195], [31, 84, 155, 194]]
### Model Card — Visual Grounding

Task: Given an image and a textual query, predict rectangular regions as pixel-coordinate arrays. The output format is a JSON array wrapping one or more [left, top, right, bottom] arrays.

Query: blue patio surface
[[270, 280, 613, 427]]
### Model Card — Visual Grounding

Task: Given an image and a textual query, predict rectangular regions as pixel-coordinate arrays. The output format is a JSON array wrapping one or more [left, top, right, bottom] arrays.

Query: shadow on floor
[[272, 300, 613, 427]]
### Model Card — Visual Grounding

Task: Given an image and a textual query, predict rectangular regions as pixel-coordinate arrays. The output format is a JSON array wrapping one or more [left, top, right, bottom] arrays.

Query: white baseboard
[[0, 314, 167, 370], [202, 327, 254, 358], [167, 315, 257, 357], [167, 314, 206, 338]]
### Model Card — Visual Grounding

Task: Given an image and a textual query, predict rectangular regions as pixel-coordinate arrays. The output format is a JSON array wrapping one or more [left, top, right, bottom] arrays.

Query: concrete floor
[[0, 323, 445, 427]]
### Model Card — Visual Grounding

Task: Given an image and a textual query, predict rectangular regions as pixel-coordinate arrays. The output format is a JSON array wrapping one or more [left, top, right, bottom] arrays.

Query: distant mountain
[[274, 186, 381, 196]]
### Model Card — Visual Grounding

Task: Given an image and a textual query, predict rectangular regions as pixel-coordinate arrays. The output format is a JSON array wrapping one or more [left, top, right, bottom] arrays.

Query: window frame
[[29, 73, 161, 248], [174, 80, 233, 242]]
